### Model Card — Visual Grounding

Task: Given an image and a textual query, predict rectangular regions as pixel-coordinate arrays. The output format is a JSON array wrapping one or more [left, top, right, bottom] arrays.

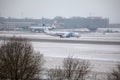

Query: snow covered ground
[[32, 42, 120, 73], [0, 31, 120, 73], [32, 42, 120, 61]]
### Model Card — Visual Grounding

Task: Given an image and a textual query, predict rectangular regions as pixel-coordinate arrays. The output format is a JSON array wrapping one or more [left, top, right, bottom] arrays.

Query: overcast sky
[[0, 0, 120, 23]]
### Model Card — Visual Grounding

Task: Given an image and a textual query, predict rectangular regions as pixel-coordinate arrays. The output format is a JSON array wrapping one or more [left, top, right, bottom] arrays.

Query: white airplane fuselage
[[45, 30, 80, 38], [29, 23, 56, 32], [29, 26, 55, 32]]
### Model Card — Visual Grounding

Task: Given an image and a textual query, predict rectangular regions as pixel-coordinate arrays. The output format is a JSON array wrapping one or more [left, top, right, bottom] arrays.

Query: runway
[[0, 36, 120, 45], [0, 31, 120, 45]]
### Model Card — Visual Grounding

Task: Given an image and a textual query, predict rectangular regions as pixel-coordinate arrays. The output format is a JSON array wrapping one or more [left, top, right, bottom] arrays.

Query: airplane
[[44, 28, 80, 38], [29, 23, 56, 33]]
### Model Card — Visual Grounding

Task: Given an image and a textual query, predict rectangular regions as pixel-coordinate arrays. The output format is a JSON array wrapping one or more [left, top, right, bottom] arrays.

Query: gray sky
[[0, 0, 120, 23]]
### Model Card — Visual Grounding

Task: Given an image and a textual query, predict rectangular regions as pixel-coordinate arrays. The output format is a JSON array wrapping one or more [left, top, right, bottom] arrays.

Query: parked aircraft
[[44, 28, 80, 38], [29, 23, 56, 32]]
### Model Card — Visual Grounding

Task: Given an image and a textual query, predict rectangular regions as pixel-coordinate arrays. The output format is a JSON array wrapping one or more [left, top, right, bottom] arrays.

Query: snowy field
[[32, 42, 120, 73], [0, 31, 120, 73], [32, 42, 120, 61]]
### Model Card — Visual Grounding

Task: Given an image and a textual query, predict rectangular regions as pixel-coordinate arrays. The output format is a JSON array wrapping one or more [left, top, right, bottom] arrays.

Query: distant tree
[[0, 37, 45, 80], [47, 56, 92, 80], [63, 57, 92, 80], [107, 63, 120, 80], [47, 67, 64, 80]]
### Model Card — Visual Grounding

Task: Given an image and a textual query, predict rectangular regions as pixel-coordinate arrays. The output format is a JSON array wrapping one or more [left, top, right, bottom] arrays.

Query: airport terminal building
[[0, 16, 113, 32]]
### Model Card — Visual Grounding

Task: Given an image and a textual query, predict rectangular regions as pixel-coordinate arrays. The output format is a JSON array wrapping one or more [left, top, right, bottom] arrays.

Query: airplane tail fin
[[42, 24, 46, 27], [51, 24, 56, 29], [44, 27, 50, 34], [50, 20, 57, 29]]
